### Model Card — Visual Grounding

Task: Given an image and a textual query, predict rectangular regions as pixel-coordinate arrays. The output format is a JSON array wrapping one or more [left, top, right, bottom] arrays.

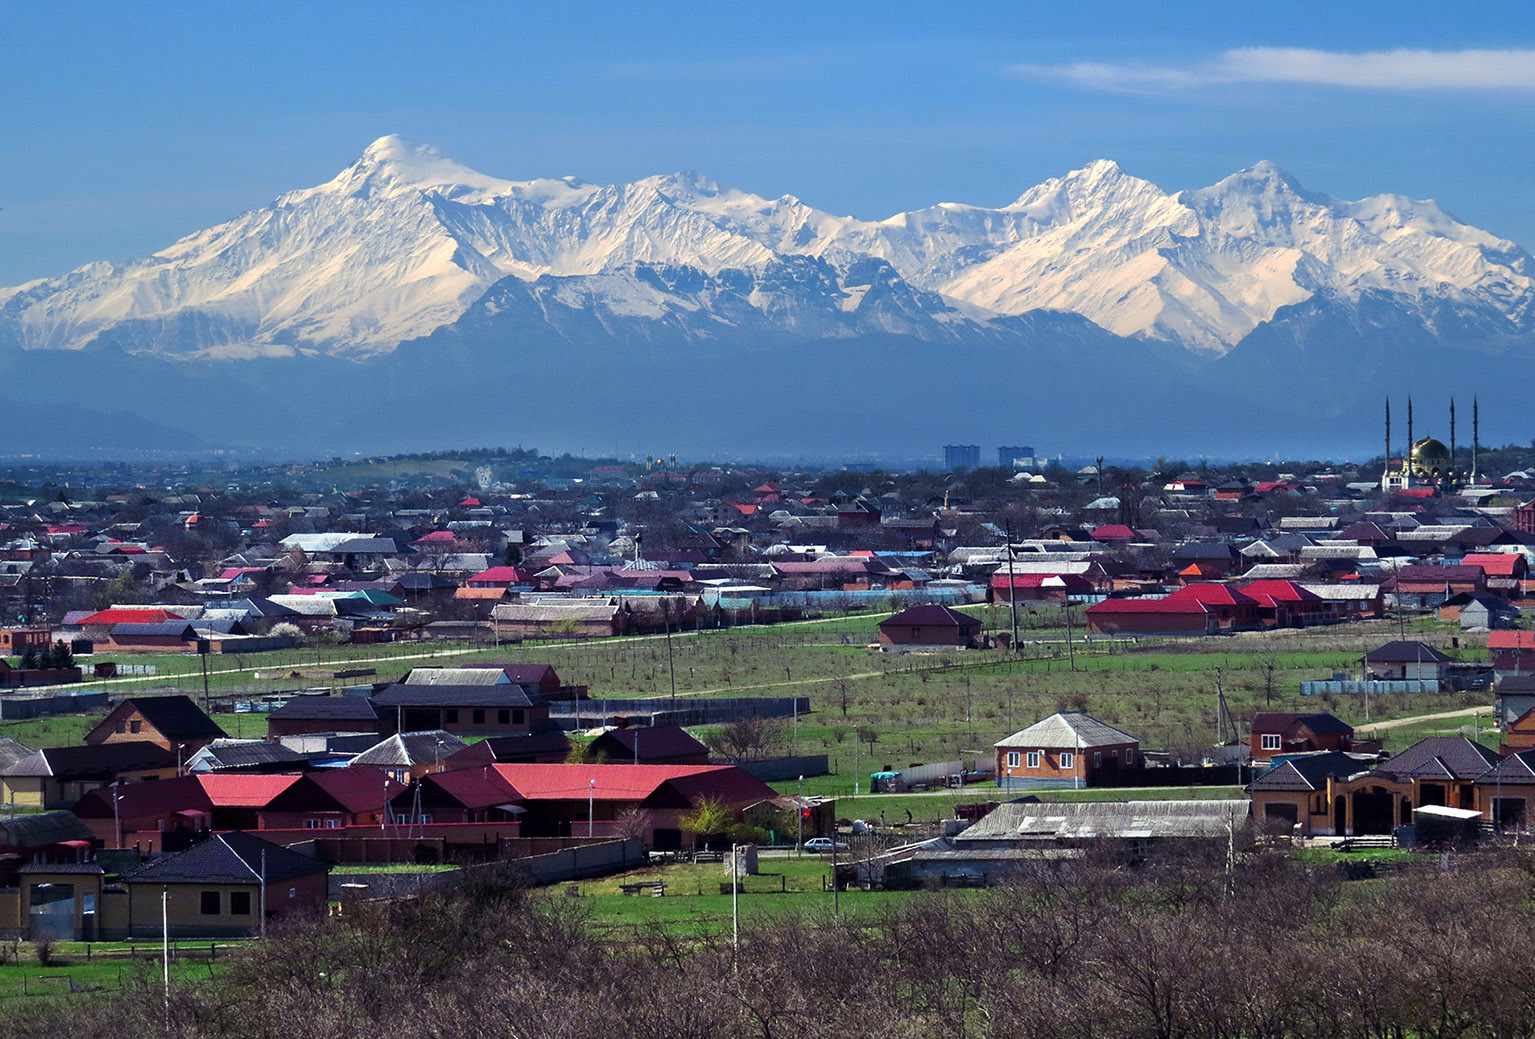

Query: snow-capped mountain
[[3, 135, 1531, 361]]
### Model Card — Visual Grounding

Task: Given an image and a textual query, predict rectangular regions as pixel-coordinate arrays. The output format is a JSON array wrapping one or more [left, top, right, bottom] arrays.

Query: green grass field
[[0, 609, 1493, 774]]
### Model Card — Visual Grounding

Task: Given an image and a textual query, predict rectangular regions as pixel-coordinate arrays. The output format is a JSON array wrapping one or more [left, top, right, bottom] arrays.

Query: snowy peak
[[2, 139, 1532, 363], [291, 134, 518, 204]]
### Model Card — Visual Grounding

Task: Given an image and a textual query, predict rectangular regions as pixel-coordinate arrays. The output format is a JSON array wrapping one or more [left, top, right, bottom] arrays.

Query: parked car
[[802, 837, 848, 852]]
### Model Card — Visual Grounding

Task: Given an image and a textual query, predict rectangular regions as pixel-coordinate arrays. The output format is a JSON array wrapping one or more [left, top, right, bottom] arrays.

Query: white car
[[802, 837, 848, 852]]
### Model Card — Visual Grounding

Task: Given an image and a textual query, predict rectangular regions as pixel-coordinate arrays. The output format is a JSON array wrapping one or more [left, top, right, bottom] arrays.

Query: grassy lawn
[[0, 942, 225, 1009], [572, 856, 946, 933]]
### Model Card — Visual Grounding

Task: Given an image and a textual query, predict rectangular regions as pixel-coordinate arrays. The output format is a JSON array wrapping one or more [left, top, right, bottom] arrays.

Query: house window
[[230, 891, 251, 915], [1005, 751, 1021, 768], [512, 710, 524, 724], [472, 709, 485, 725], [304, 819, 321, 828], [288, 887, 296, 900], [115, 721, 127, 733], [1125, 750, 1135, 765], [497, 710, 510, 725], [200, 891, 220, 915], [1261, 734, 1281, 751], [1026, 751, 1041, 769], [445, 709, 459, 724], [1062, 753, 1077, 769], [130, 720, 142, 734]]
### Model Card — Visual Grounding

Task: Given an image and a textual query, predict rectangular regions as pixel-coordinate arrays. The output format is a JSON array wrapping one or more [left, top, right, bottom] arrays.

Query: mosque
[[1381, 397, 1479, 493]]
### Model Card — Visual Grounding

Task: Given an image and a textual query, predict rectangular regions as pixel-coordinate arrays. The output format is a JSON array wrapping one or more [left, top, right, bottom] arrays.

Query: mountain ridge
[[4, 135, 1531, 363]]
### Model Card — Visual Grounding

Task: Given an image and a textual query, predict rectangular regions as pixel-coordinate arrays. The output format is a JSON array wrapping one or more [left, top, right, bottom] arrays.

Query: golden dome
[[1411, 436, 1451, 463]]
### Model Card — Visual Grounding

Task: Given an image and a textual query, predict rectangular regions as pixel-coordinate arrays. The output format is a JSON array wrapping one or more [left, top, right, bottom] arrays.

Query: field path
[[1355, 705, 1491, 733]]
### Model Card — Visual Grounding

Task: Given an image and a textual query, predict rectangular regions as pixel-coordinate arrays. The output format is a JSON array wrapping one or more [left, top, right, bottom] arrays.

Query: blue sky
[[4, 1, 1535, 285]]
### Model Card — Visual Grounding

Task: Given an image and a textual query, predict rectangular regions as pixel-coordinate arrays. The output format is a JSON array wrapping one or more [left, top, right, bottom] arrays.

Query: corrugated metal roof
[[994, 712, 1138, 749]]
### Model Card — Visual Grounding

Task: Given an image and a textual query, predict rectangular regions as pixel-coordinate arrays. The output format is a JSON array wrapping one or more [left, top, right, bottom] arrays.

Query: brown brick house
[[86, 696, 226, 754], [877, 605, 981, 648], [994, 712, 1139, 790], [1249, 712, 1358, 761]]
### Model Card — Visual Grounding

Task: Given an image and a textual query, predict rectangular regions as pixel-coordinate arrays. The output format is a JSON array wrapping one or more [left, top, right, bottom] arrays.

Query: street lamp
[[588, 777, 596, 837], [796, 775, 804, 854]]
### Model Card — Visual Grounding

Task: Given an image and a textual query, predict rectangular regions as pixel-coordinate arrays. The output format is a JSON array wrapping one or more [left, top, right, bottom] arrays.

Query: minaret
[[1450, 399, 1457, 488], [1384, 398, 1391, 491], [1407, 397, 1415, 485], [1473, 396, 1481, 484]]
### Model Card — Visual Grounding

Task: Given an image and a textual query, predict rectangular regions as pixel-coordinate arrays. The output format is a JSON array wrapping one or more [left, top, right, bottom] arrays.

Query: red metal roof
[[1464, 553, 1521, 576], [195, 774, 302, 807], [1166, 582, 1258, 607], [78, 608, 185, 626], [1086, 598, 1211, 615], [1239, 580, 1323, 606], [486, 763, 769, 804], [467, 566, 531, 584], [1090, 524, 1138, 541], [1489, 631, 1535, 650]]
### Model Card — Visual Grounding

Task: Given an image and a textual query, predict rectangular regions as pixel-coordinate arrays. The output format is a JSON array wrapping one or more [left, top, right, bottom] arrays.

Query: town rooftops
[[107, 696, 227, 744], [351, 731, 469, 768], [1363, 641, 1453, 664], [1251, 712, 1353, 737], [3, 741, 177, 780], [879, 604, 978, 628], [1249, 751, 1374, 792], [485, 763, 775, 806], [586, 726, 710, 762], [1375, 736, 1500, 780], [957, 799, 1248, 841], [267, 697, 382, 723], [995, 711, 1138, 750], [372, 683, 545, 709], [124, 831, 327, 885], [400, 667, 508, 686]]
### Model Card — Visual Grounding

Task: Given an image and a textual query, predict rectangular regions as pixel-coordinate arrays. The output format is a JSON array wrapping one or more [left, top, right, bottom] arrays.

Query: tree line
[[16, 842, 1535, 1039]]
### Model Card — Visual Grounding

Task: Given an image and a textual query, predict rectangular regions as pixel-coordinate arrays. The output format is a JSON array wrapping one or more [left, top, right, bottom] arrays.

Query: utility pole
[[663, 599, 677, 710], [731, 843, 740, 956], [797, 775, 804, 854], [199, 645, 211, 713], [1004, 520, 1020, 654], [1064, 601, 1076, 671], [161, 888, 170, 1003]]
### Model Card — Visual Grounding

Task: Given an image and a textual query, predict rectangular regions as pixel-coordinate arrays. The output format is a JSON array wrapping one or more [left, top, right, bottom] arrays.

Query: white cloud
[[1009, 47, 1535, 93]]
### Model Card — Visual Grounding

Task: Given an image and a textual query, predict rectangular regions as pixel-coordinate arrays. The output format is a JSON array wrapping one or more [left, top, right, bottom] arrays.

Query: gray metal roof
[[957, 799, 1250, 841], [351, 731, 469, 767], [994, 712, 1138, 750], [402, 667, 508, 686]]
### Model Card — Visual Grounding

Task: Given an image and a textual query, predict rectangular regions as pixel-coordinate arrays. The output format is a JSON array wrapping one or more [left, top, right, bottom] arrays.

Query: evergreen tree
[[50, 642, 74, 670], [18, 646, 37, 669]]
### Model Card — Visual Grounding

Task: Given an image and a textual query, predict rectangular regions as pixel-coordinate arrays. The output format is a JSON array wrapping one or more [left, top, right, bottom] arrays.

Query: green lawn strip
[[0, 955, 220, 1002]]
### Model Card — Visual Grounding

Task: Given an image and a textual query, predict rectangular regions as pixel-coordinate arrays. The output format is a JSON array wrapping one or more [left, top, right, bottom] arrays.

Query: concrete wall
[[549, 696, 810, 730], [0, 691, 108, 719], [729, 755, 830, 782]]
